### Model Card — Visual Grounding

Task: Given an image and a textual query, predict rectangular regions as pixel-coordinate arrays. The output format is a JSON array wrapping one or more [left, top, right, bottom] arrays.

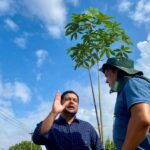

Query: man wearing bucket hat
[[100, 57, 150, 150], [32, 90, 104, 150]]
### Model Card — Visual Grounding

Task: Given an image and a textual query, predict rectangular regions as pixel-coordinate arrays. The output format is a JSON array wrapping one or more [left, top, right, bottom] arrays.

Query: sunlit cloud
[[22, 0, 67, 38], [136, 33, 150, 76], [0, 0, 14, 15], [118, 0, 150, 25], [130, 0, 150, 24], [14, 36, 27, 48], [35, 49, 48, 67], [118, 0, 132, 12], [0, 81, 31, 103], [4, 18, 18, 31], [67, 0, 79, 6]]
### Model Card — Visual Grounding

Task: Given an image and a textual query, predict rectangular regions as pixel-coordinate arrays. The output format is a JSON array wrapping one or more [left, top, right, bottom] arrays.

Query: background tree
[[105, 138, 117, 150], [65, 7, 132, 144], [9, 140, 42, 150]]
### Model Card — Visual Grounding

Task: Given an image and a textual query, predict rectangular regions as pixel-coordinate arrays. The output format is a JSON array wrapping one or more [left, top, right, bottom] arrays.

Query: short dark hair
[[61, 90, 79, 102]]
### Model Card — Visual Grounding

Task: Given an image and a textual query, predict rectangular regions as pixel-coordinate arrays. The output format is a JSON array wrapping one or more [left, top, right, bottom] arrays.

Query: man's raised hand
[[51, 91, 69, 115]]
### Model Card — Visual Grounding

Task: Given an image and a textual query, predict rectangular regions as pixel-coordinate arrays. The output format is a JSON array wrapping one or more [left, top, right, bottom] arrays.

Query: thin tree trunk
[[88, 69, 101, 136], [97, 62, 104, 144]]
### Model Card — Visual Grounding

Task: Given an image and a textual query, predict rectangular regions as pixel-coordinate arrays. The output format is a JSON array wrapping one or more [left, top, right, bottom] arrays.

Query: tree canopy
[[65, 8, 132, 70], [9, 140, 42, 150]]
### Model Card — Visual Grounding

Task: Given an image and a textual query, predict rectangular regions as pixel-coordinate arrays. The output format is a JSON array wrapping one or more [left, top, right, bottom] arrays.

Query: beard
[[63, 108, 77, 117]]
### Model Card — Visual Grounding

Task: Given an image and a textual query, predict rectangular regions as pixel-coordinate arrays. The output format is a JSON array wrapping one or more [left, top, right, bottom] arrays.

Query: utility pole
[[29, 132, 33, 150]]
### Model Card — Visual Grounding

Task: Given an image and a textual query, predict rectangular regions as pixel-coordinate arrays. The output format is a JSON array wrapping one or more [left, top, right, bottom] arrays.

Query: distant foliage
[[9, 140, 42, 150], [105, 138, 117, 150], [8, 139, 116, 150]]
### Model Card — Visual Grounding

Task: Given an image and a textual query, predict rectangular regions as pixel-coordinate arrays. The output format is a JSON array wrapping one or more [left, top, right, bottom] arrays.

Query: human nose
[[69, 99, 75, 103]]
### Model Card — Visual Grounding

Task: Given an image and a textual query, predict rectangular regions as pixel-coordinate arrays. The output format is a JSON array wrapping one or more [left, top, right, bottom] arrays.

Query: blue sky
[[0, 0, 150, 149]]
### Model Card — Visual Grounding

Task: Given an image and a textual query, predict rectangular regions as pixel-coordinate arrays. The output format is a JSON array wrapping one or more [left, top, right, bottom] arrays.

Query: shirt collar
[[110, 76, 131, 93], [58, 115, 80, 124], [110, 75, 150, 93]]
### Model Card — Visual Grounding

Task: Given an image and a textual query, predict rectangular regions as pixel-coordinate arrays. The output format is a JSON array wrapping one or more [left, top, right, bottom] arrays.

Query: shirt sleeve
[[32, 122, 49, 145], [90, 125, 104, 150], [124, 77, 150, 110]]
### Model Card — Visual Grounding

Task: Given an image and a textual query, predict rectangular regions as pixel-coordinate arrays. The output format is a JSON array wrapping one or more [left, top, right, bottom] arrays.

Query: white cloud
[[118, 0, 132, 12], [118, 0, 150, 25], [14, 82, 31, 103], [36, 73, 42, 81], [14, 37, 27, 48], [0, 100, 52, 150], [4, 18, 18, 31], [130, 0, 150, 24], [0, 100, 50, 150], [67, 0, 79, 6], [22, 0, 66, 38], [0, 0, 80, 38], [0, 81, 31, 103], [0, 110, 30, 150], [36, 49, 48, 67], [0, 0, 10, 13], [0, 0, 14, 15], [0, 0, 76, 38], [0, 101, 31, 150], [47, 25, 62, 38], [136, 34, 150, 76], [77, 108, 96, 123], [148, 34, 150, 41], [14, 32, 31, 48], [0, 99, 13, 114]]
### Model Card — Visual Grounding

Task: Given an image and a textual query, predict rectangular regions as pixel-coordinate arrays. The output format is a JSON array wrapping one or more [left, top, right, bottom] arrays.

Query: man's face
[[104, 68, 118, 88], [62, 93, 78, 115]]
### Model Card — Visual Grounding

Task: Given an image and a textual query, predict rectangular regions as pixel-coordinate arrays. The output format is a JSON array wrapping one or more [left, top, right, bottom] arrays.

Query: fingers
[[54, 91, 61, 102], [62, 100, 70, 110]]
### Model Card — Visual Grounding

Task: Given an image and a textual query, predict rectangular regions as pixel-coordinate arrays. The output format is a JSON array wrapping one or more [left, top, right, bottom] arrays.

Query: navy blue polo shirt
[[32, 116, 104, 150]]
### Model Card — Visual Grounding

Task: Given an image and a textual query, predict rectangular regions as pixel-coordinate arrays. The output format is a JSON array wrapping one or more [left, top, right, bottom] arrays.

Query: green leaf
[[91, 58, 95, 66], [65, 22, 75, 29], [106, 50, 110, 58], [93, 53, 99, 61], [124, 47, 132, 53], [87, 7, 99, 16], [123, 52, 128, 58], [114, 49, 121, 52], [99, 49, 105, 60], [65, 29, 74, 36], [71, 34, 74, 40], [70, 33, 78, 40], [74, 32, 77, 39], [109, 49, 116, 56], [116, 52, 123, 57], [83, 61, 90, 69]]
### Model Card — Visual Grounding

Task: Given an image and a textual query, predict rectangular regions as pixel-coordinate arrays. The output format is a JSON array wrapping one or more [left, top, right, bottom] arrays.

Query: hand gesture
[[51, 91, 69, 115]]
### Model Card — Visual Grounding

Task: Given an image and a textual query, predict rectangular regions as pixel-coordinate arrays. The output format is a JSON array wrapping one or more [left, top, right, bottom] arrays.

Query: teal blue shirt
[[113, 77, 150, 150]]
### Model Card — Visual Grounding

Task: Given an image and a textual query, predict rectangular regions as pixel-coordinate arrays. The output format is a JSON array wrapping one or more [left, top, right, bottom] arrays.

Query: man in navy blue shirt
[[100, 57, 150, 150], [32, 90, 104, 150]]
